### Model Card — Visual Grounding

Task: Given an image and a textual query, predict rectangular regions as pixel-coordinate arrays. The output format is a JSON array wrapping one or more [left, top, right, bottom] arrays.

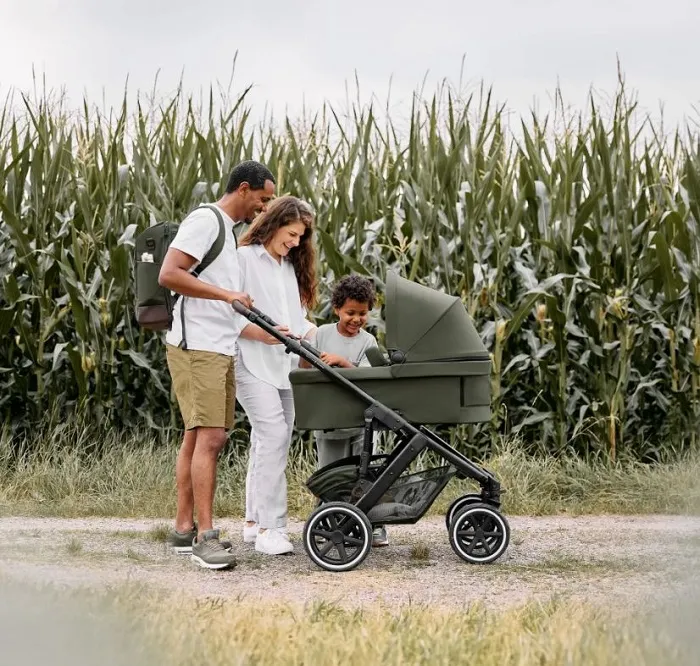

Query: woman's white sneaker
[[255, 528, 293, 555]]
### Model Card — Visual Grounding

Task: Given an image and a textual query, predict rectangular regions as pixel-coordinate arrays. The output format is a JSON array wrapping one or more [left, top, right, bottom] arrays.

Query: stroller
[[233, 271, 510, 572]]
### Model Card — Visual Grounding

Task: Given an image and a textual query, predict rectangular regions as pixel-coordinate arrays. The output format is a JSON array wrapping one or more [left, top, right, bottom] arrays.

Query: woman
[[234, 195, 318, 556]]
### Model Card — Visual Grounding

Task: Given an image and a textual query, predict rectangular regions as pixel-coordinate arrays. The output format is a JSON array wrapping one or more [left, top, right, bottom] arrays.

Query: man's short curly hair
[[331, 275, 375, 310]]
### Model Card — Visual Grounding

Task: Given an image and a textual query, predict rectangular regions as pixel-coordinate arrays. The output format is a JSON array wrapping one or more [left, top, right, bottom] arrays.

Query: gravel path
[[1, 515, 699, 610]]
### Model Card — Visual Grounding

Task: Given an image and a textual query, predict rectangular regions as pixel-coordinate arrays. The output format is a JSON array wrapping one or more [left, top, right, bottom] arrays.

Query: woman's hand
[[240, 323, 292, 345], [261, 325, 292, 345], [320, 352, 353, 368]]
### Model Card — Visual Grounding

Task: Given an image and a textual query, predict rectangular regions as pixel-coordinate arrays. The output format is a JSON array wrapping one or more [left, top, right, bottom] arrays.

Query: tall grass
[[1, 72, 699, 459], [2, 423, 698, 517]]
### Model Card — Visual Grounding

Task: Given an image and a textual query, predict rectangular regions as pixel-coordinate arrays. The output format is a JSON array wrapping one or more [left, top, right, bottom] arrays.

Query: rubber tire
[[303, 501, 373, 572], [448, 503, 510, 564], [445, 493, 484, 532]]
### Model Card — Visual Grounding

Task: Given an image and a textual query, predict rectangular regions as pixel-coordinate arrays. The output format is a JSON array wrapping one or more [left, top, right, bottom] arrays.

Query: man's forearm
[[159, 267, 230, 302]]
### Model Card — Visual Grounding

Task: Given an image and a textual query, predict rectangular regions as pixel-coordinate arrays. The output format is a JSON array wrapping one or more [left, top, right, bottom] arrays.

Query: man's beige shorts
[[166, 344, 236, 430]]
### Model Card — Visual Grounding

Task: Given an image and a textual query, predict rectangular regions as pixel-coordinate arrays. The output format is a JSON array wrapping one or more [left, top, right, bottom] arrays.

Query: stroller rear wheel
[[303, 501, 373, 572], [449, 503, 510, 564]]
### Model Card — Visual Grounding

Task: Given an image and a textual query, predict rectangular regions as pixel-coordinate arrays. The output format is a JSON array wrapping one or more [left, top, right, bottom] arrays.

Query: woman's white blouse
[[235, 243, 316, 389]]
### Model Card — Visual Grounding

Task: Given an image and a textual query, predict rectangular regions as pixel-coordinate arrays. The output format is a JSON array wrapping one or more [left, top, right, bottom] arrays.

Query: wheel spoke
[[311, 529, 334, 540], [482, 531, 501, 538], [340, 519, 358, 536], [472, 516, 487, 530], [483, 519, 498, 533], [318, 539, 336, 557], [337, 542, 349, 562], [465, 537, 477, 555], [328, 515, 339, 531], [343, 535, 363, 547]]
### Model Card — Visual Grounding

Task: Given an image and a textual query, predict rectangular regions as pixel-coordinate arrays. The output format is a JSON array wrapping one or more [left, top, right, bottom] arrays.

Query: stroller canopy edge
[[385, 271, 488, 362]]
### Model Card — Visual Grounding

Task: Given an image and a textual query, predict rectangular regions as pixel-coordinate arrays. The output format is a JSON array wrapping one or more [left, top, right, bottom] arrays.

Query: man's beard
[[243, 211, 261, 224]]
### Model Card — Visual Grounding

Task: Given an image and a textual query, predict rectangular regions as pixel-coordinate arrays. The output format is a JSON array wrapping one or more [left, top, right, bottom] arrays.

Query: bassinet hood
[[385, 271, 488, 363]]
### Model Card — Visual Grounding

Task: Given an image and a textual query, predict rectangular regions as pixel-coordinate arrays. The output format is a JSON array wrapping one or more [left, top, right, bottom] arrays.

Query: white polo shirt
[[165, 205, 242, 356], [235, 243, 316, 389]]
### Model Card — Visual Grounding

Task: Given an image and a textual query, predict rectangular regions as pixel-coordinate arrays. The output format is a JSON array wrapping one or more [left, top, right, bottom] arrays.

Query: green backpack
[[134, 204, 227, 334]]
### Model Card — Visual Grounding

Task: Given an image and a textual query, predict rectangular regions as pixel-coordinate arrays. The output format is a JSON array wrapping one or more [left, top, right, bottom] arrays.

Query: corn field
[[1, 78, 699, 460]]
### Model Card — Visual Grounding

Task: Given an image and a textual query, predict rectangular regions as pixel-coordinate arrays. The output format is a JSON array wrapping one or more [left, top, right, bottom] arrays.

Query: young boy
[[304, 274, 389, 547]]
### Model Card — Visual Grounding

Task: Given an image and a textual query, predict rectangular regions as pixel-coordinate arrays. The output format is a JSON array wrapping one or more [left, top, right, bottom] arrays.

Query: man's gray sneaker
[[191, 529, 237, 570], [167, 523, 231, 554]]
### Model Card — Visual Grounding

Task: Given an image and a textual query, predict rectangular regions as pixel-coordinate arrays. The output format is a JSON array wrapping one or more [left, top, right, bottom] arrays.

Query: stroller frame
[[234, 301, 510, 572]]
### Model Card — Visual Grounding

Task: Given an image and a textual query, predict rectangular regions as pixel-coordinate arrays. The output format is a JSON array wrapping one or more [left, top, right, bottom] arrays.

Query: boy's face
[[335, 299, 370, 337]]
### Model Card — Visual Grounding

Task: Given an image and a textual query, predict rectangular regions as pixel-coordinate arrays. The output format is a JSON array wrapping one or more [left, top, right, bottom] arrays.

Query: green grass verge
[[1, 426, 699, 518]]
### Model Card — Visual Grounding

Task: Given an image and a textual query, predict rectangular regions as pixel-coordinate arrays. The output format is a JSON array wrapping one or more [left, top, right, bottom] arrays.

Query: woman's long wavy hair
[[238, 195, 318, 310]]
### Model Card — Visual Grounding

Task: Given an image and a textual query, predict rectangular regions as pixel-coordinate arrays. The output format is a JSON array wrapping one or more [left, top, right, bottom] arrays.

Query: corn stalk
[[1, 77, 699, 460]]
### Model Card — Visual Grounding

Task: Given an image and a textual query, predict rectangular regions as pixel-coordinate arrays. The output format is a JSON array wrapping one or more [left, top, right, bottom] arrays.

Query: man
[[159, 160, 275, 569]]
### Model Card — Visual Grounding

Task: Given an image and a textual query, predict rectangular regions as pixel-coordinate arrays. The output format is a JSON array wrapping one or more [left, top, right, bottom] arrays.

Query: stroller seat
[[290, 272, 492, 429]]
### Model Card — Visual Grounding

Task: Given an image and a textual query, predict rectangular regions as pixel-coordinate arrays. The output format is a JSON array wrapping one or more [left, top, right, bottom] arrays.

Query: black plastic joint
[[364, 405, 405, 431], [481, 479, 502, 505]]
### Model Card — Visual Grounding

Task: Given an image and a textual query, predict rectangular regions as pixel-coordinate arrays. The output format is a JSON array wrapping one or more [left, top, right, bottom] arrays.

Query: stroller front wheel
[[449, 503, 510, 564], [445, 493, 484, 532], [303, 501, 373, 572]]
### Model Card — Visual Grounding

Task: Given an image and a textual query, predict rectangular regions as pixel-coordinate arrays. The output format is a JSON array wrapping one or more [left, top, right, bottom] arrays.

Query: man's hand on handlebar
[[227, 291, 253, 309]]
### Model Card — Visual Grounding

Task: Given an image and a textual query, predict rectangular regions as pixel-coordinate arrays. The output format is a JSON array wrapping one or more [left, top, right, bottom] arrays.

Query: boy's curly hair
[[331, 274, 375, 310]]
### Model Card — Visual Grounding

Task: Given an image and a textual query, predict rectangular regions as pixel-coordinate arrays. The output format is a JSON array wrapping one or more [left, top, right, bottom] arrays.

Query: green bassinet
[[289, 272, 491, 429]]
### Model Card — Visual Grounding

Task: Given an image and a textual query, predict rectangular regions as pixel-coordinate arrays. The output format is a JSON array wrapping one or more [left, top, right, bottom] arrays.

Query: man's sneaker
[[191, 529, 237, 570], [243, 523, 258, 544], [372, 526, 389, 547], [167, 523, 231, 554], [255, 528, 294, 555], [167, 524, 198, 554]]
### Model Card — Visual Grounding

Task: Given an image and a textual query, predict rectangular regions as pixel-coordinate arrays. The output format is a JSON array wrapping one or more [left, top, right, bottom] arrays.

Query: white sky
[[2, 0, 698, 130]]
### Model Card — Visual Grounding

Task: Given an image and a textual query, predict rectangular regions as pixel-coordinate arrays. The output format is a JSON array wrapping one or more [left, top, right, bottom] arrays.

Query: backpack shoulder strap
[[177, 204, 230, 350], [192, 204, 229, 277]]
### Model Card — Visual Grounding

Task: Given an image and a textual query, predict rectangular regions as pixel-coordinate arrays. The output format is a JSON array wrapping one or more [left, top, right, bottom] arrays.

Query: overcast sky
[[2, 0, 698, 130]]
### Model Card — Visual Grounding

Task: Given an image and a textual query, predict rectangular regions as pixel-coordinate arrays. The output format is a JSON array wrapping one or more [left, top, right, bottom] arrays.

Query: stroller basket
[[308, 458, 456, 524]]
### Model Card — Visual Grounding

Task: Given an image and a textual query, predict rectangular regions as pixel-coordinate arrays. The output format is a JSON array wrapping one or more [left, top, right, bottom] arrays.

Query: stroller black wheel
[[449, 503, 510, 564], [303, 502, 372, 572], [445, 493, 483, 532]]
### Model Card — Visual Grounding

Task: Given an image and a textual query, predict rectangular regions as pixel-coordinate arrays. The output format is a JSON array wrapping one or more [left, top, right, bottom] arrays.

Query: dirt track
[[1, 514, 699, 610]]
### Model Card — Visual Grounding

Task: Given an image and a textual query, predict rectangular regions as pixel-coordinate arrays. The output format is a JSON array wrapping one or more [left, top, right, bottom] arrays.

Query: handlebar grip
[[231, 300, 249, 315], [249, 305, 278, 327]]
